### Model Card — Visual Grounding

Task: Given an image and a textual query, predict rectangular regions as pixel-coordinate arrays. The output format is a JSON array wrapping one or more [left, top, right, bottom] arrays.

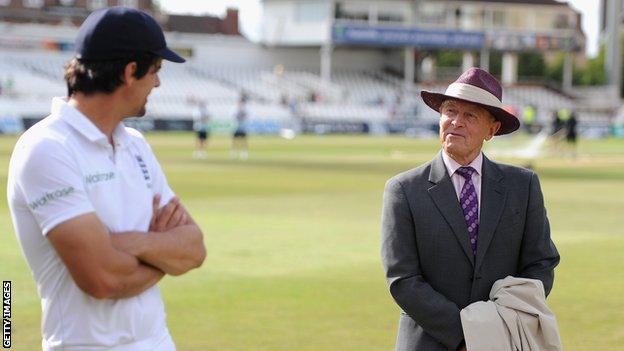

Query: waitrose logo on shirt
[[29, 187, 75, 210], [85, 171, 115, 185]]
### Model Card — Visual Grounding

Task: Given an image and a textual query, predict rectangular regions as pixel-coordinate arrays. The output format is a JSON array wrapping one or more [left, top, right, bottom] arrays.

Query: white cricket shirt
[[7, 98, 176, 351]]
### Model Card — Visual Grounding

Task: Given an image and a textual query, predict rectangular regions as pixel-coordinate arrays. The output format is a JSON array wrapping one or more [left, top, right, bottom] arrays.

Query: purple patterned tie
[[456, 167, 479, 256]]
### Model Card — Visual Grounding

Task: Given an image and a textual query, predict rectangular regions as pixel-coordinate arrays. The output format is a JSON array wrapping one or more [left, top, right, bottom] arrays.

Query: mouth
[[446, 132, 465, 138]]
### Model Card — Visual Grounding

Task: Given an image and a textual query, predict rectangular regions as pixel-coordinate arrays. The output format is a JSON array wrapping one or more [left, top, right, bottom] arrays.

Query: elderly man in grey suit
[[381, 68, 560, 351]]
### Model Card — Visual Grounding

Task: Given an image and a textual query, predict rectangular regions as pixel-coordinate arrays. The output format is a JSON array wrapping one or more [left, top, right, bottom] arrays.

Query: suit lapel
[[427, 152, 475, 266], [475, 155, 507, 271]]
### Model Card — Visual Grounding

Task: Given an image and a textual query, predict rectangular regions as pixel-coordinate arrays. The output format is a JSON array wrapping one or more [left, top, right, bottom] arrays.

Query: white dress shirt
[[441, 150, 483, 221]]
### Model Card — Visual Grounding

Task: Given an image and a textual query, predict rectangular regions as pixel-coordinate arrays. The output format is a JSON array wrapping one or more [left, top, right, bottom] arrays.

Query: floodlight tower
[[606, 0, 623, 97]]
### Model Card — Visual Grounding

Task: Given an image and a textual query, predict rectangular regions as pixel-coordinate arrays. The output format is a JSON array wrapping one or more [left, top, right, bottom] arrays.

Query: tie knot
[[456, 166, 476, 180]]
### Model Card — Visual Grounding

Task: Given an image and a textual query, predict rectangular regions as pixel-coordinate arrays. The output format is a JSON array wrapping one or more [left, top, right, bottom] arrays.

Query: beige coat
[[460, 276, 562, 351]]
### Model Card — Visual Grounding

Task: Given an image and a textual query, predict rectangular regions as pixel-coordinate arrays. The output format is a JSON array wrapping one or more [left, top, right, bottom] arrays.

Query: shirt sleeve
[[14, 139, 94, 235]]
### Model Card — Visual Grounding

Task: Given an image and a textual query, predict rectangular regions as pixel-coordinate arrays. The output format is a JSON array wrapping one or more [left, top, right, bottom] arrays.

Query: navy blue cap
[[75, 7, 185, 63]]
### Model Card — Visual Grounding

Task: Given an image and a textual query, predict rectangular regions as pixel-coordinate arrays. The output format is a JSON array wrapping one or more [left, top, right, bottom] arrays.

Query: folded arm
[[47, 213, 164, 300], [381, 179, 464, 350], [111, 197, 206, 276]]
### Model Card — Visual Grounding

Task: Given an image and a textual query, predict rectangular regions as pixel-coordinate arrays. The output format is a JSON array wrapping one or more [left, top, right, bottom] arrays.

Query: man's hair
[[64, 53, 159, 96]]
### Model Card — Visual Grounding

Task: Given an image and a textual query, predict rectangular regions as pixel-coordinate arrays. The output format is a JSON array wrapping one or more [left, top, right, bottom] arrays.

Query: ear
[[122, 62, 138, 86], [485, 120, 501, 141]]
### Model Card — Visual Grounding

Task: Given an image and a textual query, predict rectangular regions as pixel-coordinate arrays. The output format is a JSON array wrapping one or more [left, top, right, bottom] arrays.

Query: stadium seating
[[332, 70, 399, 104], [0, 53, 67, 99], [189, 66, 283, 102], [0, 49, 612, 135], [506, 86, 576, 110], [149, 63, 239, 105]]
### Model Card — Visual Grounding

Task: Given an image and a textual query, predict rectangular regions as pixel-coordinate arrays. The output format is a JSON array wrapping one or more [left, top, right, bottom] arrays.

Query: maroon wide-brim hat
[[421, 67, 520, 135]]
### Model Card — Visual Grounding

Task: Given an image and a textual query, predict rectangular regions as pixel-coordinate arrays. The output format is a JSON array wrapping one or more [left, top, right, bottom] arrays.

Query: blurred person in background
[[381, 68, 559, 351], [551, 109, 564, 136], [193, 100, 211, 159], [7, 8, 205, 351], [522, 104, 537, 134], [231, 99, 249, 160], [565, 109, 578, 158]]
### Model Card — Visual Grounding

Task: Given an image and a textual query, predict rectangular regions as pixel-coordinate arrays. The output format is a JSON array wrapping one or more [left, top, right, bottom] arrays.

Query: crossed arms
[[47, 196, 206, 299]]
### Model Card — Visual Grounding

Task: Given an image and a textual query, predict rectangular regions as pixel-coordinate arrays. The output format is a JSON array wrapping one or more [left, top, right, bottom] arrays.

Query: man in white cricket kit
[[6, 7, 206, 351]]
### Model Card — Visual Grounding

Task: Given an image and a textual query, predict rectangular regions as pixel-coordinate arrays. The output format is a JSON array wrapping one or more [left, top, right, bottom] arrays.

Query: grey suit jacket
[[381, 151, 560, 351]]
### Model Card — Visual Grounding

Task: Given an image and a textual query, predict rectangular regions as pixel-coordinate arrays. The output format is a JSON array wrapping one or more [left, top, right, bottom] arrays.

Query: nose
[[450, 113, 467, 127], [154, 74, 160, 88]]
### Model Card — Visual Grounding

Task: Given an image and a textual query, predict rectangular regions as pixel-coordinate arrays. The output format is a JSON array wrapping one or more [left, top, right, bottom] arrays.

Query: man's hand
[[149, 195, 191, 232], [112, 195, 193, 260], [112, 194, 205, 276]]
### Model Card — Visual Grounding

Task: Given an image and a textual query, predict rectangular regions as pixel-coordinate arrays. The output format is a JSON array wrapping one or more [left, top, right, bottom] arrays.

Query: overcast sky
[[157, 0, 600, 57]]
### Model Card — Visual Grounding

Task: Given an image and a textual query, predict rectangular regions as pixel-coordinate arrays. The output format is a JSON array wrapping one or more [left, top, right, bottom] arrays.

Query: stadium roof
[[453, 0, 567, 5]]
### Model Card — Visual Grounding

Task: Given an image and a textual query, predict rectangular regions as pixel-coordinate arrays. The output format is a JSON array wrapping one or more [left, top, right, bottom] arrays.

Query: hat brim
[[153, 47, 186, 63], [420, 90, 520, 136]]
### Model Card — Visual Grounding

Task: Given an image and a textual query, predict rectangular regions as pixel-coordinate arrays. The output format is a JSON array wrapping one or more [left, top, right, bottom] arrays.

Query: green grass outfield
[[1, 133, 623, 350]]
